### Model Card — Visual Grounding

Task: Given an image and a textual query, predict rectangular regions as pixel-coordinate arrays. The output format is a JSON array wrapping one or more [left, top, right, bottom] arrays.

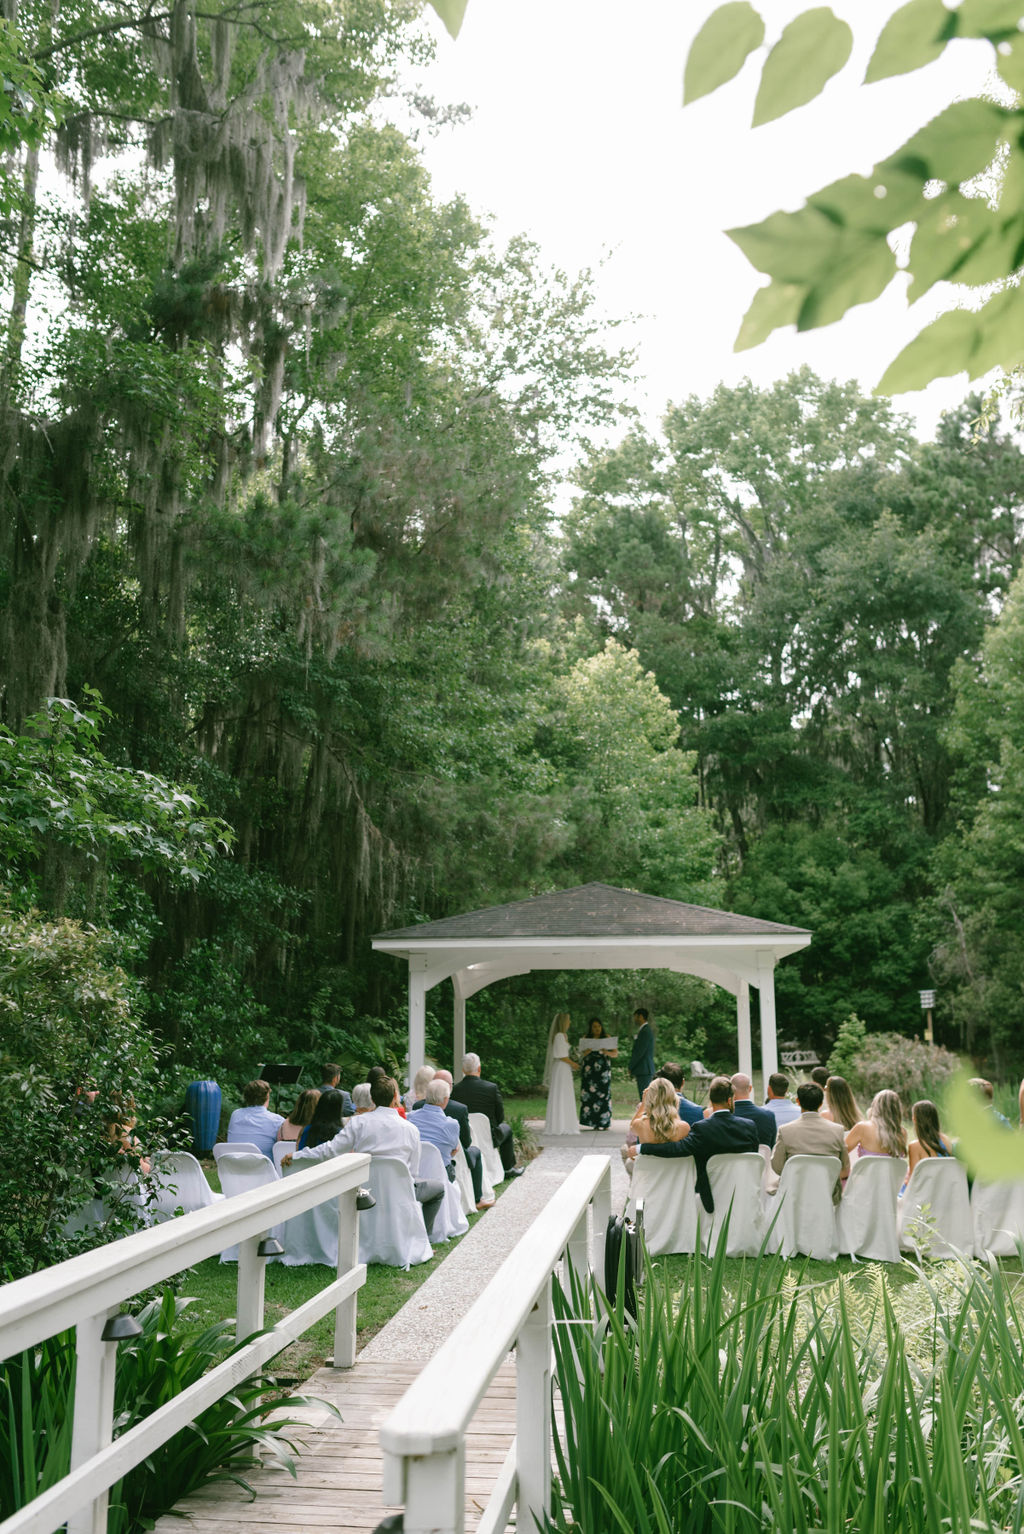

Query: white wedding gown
[[545, 1034, 579, 1134]]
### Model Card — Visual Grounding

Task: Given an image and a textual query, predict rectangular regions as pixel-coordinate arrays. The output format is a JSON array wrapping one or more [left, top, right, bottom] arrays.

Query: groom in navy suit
[[636, 1075, 757, 1213]]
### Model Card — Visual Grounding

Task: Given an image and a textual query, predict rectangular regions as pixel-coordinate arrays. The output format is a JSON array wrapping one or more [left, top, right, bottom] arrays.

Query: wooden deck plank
[[152, 1359, 518, 1534]]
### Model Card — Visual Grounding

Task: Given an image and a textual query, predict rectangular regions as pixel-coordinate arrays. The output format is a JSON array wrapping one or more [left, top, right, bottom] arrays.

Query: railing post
[[591, 1161, 611, 1286], [333, 1186, 359, 1367], [67, 1309, 119, 1534], [516, 1277, 552, 1532], [404, 1446, 465, 1534], [566, 1208, 588, 1283], [236, 1235, 267, 1343]]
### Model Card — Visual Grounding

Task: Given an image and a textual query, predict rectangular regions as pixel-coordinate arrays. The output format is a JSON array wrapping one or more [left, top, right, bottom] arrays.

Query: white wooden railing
[[380, 1154, 612, 1534], [0, 1153, 370, 1534]]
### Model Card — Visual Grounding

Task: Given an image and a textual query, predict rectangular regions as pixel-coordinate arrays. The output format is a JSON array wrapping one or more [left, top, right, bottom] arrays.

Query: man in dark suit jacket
[[637, 1075, 758, 1212], [658, 1061, 705, 1125], [449, 1053, 524, 1176], [730, 1072, 777, 1148], [629, 1009, 656, 1097]]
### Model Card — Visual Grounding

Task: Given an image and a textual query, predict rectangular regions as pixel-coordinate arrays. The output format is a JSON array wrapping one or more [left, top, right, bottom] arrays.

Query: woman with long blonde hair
[[845, 1089, 908, 1162], [822, 1075, 863, 1132], [630, 1077, 688, 1145]]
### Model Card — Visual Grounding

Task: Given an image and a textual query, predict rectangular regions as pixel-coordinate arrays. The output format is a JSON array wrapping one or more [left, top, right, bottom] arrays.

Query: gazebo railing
[[380, 1154, 612, 1534], [0, 1153, 370, 1534]]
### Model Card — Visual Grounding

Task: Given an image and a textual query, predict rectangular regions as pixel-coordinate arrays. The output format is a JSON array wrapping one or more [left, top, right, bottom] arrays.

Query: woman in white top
[[544, 1011, 580, 1135]]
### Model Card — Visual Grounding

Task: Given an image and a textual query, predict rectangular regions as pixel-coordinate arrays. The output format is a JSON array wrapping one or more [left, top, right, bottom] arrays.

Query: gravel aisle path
[[358, 1120, 629, 1363]]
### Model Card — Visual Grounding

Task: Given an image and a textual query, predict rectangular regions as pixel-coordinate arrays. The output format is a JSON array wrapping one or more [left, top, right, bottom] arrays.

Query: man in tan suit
[[771, 1082, 849, 1203]]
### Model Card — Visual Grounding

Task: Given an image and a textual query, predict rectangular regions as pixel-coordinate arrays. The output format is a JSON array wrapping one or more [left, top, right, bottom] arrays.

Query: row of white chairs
[[148, 1138, 475, 1269], [626, 1152, 1024, 1263]]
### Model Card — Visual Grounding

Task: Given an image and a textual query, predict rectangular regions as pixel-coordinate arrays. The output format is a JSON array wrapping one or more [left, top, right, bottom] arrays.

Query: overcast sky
[[404, 0, 997, 444]]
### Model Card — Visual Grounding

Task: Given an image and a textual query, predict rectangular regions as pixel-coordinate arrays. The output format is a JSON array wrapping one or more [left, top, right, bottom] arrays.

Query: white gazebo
[[372, 882, 811, 1084]]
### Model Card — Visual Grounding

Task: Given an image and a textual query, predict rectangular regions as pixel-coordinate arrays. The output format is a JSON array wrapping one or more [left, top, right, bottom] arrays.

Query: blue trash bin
[[186, 1079, 221, 1156]]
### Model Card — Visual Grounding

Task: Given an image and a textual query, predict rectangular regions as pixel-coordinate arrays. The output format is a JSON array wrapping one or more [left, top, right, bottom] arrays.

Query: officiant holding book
[[579, 1017, 617, 1129]]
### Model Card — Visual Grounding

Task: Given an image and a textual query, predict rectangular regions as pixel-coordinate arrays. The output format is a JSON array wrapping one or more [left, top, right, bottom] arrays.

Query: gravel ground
[[358, 1121, 630, 1362]]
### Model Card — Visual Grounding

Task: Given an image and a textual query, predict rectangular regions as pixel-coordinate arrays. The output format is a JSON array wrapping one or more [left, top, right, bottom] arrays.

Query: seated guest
[[810, 1066, 830, 1090], [771, 1082, 848, 1203], [633, 1075, 758, 1214], [297, 1088, 347, 1150], [450, 1053, 523, 1176], [764, 1073, 800, 1127], [408, 1078, 461, 1179], [730, 1073, 776, 1147], [351, 1082, 374, 1114], [319, 1064, 354, 1118], [406, 1064, 436, 1112], [658, 1061, 704, 1125], [226, 1079, 284, 1158], [821, 1075, 862, 1132], [277, 1088, 320, 1144], [844, 1089, 908, 1165], [285, 1075, 444, 1233], [970, 1077, 1012, 1128], [106, 1092, 151, 1175], [905, 1099, 954, 1186], [369, 1064, 407, 1117], [431, 1068, 488, 1208], [630, 1077, 688, 1145]]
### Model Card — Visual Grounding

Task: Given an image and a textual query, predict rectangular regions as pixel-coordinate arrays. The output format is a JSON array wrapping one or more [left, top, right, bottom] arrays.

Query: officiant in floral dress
[[579, 1017, 617, 1129]]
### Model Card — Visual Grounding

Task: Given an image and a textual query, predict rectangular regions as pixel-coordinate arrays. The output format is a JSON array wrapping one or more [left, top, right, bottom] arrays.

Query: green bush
[[549, 1244, 1024, 1533], [826, 1011, 868, 1080], [0, 907, 159, 1275], [852, 1032, 960, 1107]]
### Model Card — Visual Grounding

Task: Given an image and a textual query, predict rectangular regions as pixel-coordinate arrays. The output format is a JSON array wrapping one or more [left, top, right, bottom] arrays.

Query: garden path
[[152, 1121, 629, 1534]]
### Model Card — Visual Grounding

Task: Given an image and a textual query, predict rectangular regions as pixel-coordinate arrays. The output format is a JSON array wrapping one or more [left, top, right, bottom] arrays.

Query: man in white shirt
[[763, 1073, 801, 1128], [286, 1075, 445, 1233], [226, 1080, 283, 1158]]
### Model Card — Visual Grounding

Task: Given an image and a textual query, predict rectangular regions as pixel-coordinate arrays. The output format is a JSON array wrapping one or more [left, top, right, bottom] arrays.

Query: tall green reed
[[549, 1243, 1024, 1534]]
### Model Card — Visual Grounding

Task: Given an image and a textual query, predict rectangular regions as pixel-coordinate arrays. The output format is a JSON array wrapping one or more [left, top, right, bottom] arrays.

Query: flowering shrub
[[851, 1032, 959, 1107]]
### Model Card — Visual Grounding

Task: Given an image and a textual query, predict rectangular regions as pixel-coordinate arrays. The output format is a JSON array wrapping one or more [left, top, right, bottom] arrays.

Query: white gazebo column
[[756, 950, 778, 1083], [736, 980, 752, 1079], [408, 960, 429, 1089], [453, 989, 466, 1082]]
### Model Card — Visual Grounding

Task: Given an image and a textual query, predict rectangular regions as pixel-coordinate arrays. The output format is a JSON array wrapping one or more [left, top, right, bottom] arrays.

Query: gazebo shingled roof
[[372, 882, 812, 1086]]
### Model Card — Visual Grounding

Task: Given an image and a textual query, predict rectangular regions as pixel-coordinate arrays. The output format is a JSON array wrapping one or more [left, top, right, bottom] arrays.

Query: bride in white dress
[[544, 1011, 580, 1135]]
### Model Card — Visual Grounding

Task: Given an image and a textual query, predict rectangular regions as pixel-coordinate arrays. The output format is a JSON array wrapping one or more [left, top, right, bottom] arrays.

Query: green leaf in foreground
[[944, 1070, 1024, 1181], [753, 8, 853, 127], [864, 0, 953, 84], [877, 286, 1024, 393], [426, 0, 469, 39], [683, 2, 765, 104]]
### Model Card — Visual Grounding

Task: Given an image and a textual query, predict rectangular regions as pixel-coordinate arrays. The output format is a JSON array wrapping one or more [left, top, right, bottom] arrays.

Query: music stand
[[258, 1063, 302, 1115]]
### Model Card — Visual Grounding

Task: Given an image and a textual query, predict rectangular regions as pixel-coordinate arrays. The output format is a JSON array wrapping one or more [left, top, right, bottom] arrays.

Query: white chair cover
[[768, 1155, 841, 1261], [217, 1151, 283, 1262], [972, 1178, 1024, 1256], [626, 1154, 698, 1255], [359, 1156, 433, 1269], [452, 1143, 476, 1214], [468, 1112, 505, 1189], [149, 1151, 225, 1221], [279, 1158, 339, 1266], [837, 1156, 904, 1262], [272, 1141, 296, 1174], [213, 1141, 263, 1162], [417, 1141, 469, 1242], [898, 1157, 974, 1258], [703, 1153, 766, 1257]]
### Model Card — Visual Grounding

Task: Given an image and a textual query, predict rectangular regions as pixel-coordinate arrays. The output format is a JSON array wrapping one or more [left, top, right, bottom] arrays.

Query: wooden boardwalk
[[152, 1358, 517, 1534]]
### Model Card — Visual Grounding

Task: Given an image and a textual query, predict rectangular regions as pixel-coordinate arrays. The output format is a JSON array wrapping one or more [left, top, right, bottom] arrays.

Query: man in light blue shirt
[[226, 1080, 284, 1158], [764, 1072, 801, 1128], [408, 1078, 461, 1180]]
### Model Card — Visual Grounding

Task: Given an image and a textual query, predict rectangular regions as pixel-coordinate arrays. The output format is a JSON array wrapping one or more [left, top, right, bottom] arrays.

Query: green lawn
[[175, 1162, 510, 1378]]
